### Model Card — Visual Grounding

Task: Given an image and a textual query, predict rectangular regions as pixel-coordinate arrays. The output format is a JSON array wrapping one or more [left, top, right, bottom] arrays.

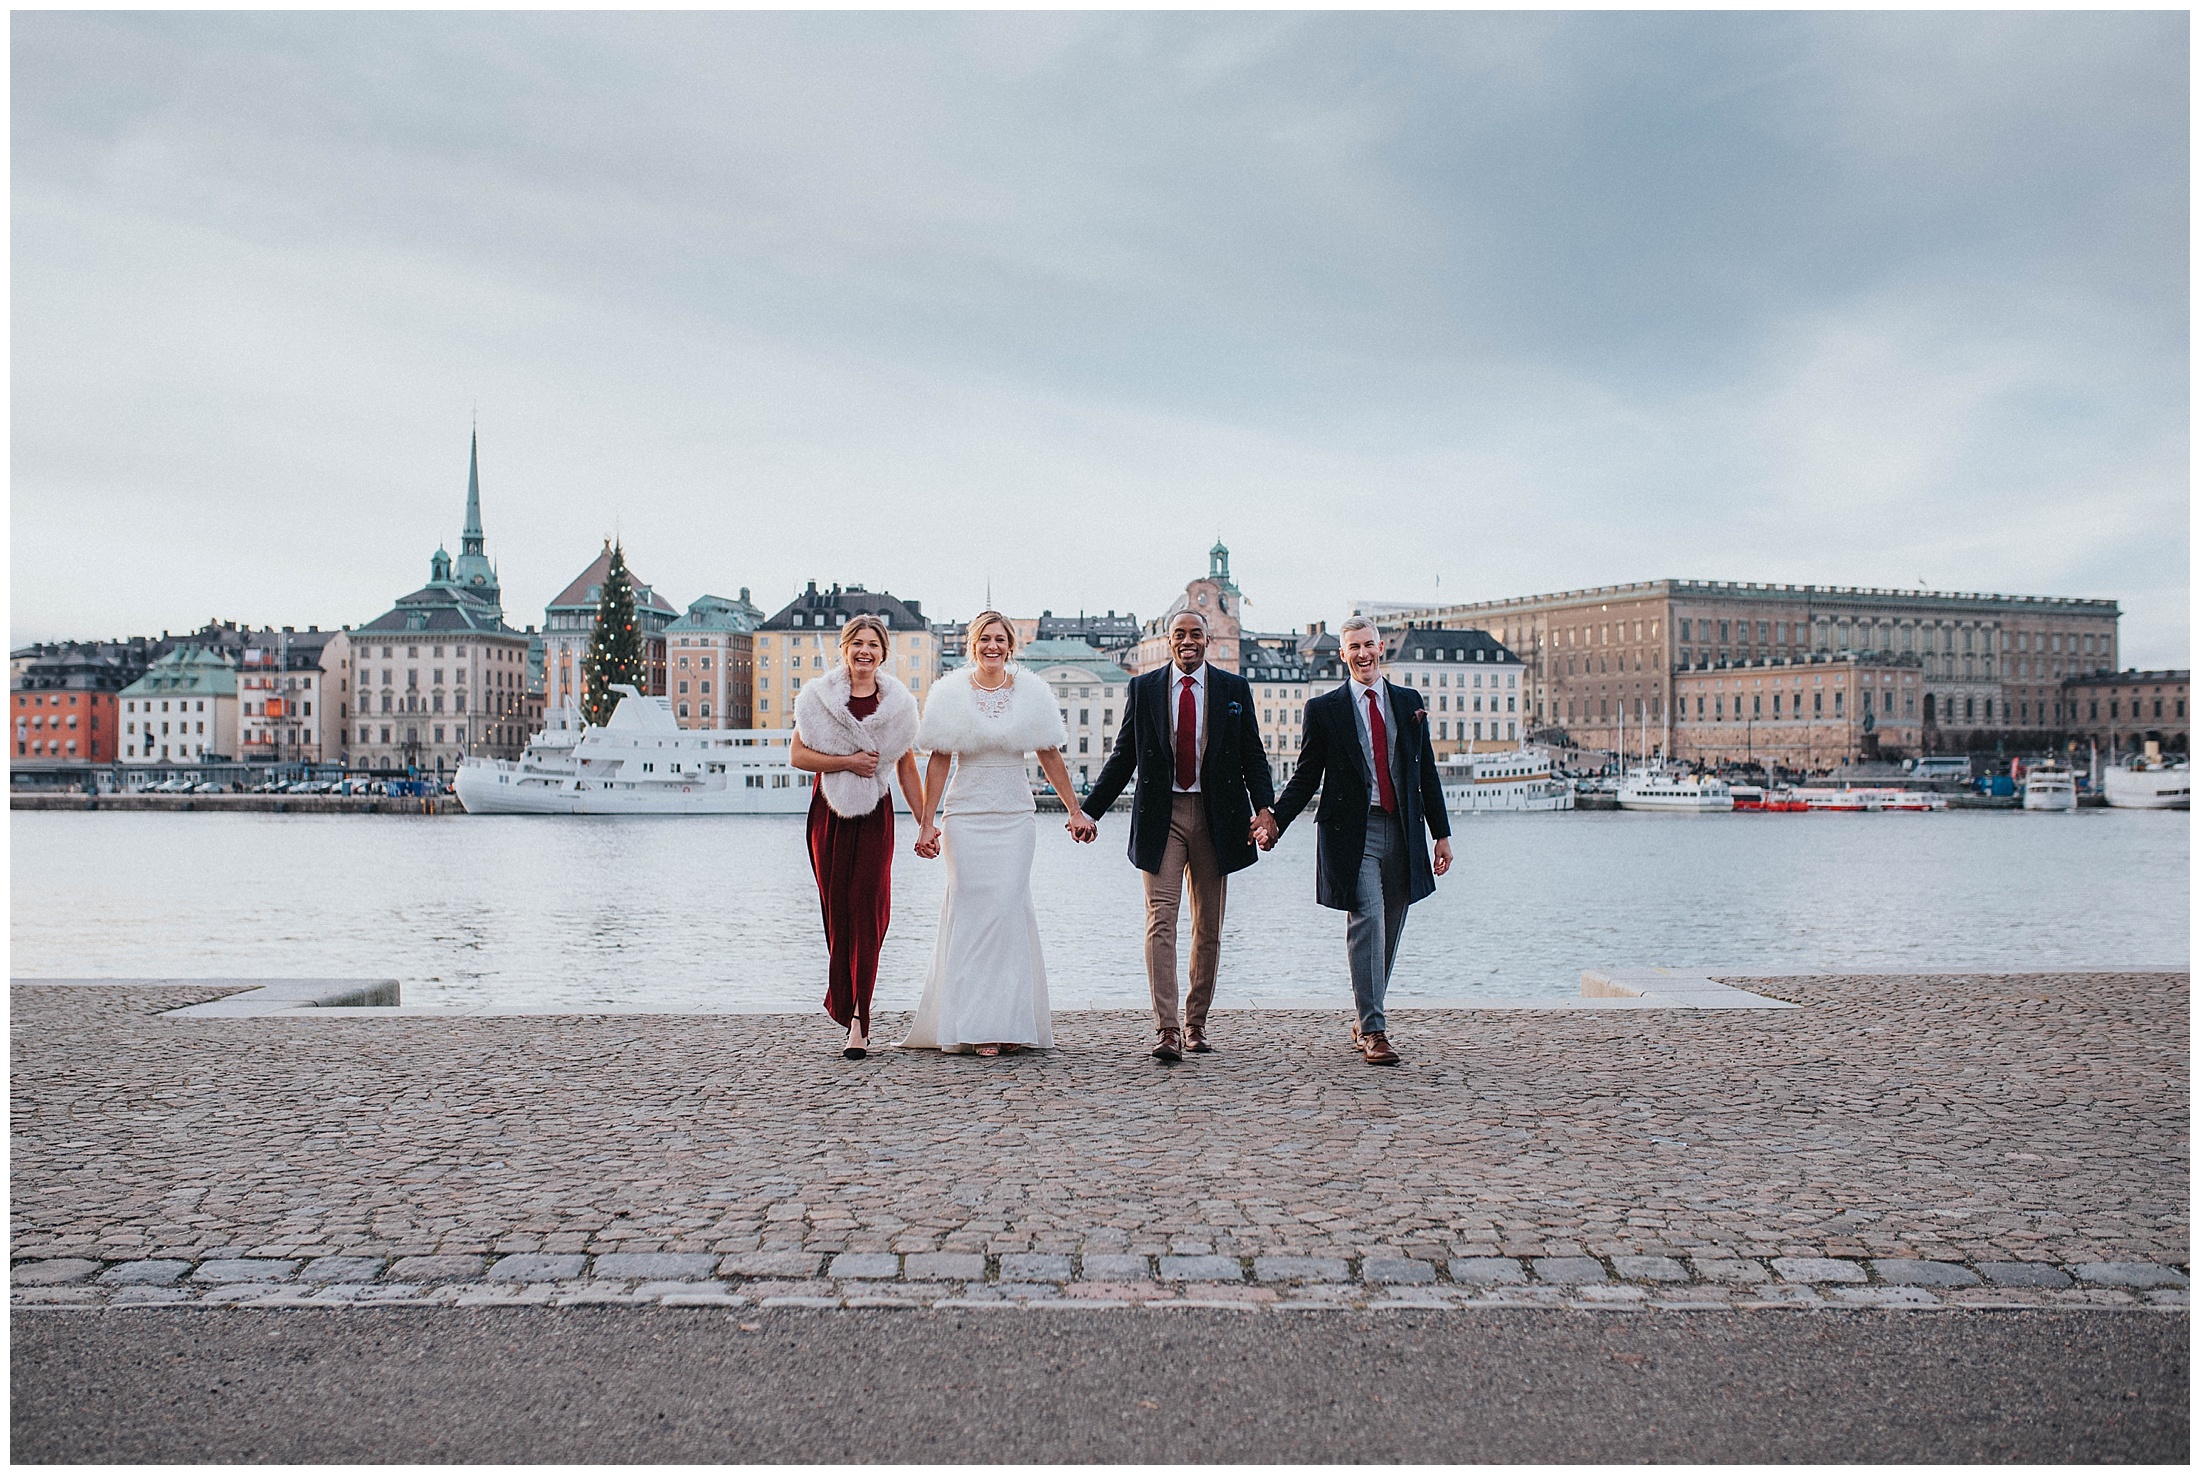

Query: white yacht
[[2020, 765, 2078, 812], [454, 686, 847, 815], [1436, 746, 1574, 813], [2102, 756, 2189, 810], [1789, 785, 1946, 812], [1617, 766, 1734, 812]]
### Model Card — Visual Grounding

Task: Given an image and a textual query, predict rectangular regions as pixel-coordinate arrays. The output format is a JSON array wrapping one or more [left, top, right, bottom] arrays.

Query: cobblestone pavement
[[11, 974, 2187, 1312]]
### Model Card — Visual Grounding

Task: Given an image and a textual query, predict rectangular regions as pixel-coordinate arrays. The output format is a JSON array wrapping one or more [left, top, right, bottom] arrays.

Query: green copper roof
[[666, 590, 766, 634], [1019, 638, 1133, 683], [118, 645, 238, 698]]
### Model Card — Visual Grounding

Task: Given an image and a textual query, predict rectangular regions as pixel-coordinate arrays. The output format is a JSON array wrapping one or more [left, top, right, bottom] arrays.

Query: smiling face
[[844, 626, 884, 672], [1343, 625, 1384, 682], [1168, 613, 1209, 673], [972, 617, 1013, 676]]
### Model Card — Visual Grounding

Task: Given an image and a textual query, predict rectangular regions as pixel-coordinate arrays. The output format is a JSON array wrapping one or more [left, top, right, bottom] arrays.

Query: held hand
[[1065, 813, 1098, 843], [1250, 809, 1279, 850], [1432, 837, 1453, 877], [913, 822, 942, 859], [843, 750, 881, 779]]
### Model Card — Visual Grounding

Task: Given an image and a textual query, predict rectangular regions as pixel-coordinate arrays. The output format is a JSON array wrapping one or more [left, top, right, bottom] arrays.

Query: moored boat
[[1794, 785, 1947, 812], [455, 685, 847, 815], [1436, 746, 1574, 813], [2102, 758, 2189, 810], [1616, 766, 1733, 812], [2020, 765, 2077, 812]]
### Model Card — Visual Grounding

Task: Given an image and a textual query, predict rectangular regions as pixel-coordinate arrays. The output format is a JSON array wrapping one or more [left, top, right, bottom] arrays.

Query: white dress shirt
[[1349, 674, 1398, 804], [1167, 661, 1208, 792]]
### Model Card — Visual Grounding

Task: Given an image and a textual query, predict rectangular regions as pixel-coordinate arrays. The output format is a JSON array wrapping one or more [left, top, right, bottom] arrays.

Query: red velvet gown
[[807, 688, 893, 1035]]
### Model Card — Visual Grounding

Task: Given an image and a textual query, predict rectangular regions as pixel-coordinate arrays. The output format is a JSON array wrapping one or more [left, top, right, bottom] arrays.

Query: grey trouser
[[1347, 809, 1410, 1035], [1142, 792, 1226, 1034]]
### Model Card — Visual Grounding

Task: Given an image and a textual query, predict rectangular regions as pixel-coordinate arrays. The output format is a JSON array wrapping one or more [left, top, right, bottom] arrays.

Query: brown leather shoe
[[1349, 1024, 1364, 1053], [1360, 1030, 1401, 1066], [1186, 1025, 1212, 1054], [1151, 1028, 1183, 1063]]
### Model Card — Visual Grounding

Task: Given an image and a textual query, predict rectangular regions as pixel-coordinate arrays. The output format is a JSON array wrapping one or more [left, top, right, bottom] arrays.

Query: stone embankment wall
[[11, 793, 462, 815]]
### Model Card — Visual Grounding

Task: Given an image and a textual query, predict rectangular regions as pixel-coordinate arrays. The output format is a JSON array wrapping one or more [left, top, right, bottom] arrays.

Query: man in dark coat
[[1084, 610, 1276, 1061], [1256, 615, 1452, 1065]]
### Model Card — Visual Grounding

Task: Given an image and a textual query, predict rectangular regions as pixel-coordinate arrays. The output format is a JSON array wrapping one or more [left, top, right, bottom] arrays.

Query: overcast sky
[[12, 10, 2189, 663]]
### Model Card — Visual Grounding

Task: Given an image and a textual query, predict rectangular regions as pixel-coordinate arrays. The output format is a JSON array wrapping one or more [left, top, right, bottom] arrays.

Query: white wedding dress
[[901, 666, 1065, 1053]]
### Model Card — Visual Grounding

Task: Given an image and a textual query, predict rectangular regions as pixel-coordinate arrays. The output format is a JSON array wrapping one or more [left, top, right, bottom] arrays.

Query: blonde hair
[[838, 613, 892, 659], [967, 609, 1018, 656]]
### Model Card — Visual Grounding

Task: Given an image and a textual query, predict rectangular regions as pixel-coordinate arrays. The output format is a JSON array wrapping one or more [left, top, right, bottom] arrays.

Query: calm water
[[9, 807, 2187, 1011]]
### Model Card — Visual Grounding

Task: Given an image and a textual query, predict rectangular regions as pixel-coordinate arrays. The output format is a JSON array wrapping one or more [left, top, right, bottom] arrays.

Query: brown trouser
[[1143, 791, 1226, 1034]]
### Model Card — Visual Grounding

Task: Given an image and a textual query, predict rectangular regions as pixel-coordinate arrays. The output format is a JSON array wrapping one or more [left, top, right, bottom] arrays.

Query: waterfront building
[[1019, 638, 1133, 791], [348, 436, 533, 775], [2061, 670, 2189, 756], [1670, 653, 1923, 771], [1036, 609, 1140, 654], [117, 647, 238, 765], [1370, 579, 2120, 759], [938, 609, 1140, 663], [10, 639, 156, 772], [1381, 625, 1526, 755], [156, 621, 254, 668], [1123, 542, 1246, 676], [1237, 630, 1323, 787], [664, 590, 764, 730], [540, 545, 678, 715], [753, 582, 937, 729], [235, 627, 351, 767]]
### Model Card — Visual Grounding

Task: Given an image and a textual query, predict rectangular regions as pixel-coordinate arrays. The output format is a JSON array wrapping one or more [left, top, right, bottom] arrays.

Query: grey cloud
[[10, 11, 2186, 662]]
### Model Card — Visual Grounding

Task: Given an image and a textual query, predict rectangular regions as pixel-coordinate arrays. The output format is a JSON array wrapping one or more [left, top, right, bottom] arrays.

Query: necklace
[[970, 671, 1010, 692]]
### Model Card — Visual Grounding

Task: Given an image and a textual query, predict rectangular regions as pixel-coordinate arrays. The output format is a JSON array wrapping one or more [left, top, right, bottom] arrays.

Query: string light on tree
[[581, 539, 645, 725]]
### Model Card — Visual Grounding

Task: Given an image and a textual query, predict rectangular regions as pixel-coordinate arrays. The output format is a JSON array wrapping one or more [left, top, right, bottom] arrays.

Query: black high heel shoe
[[843, 1027, 869, 1060]]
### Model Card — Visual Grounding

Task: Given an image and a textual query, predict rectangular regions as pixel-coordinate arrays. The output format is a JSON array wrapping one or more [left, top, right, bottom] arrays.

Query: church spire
[[462, 424, 485, 558], [445, 422, 502, 617]]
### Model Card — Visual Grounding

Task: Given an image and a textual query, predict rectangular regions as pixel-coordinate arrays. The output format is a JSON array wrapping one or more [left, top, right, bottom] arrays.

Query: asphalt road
[[12, 1307, 2186, 1463]]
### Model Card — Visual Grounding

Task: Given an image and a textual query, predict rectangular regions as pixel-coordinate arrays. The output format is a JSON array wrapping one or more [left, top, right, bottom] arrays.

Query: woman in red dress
[[791, 614, 924, 1058]]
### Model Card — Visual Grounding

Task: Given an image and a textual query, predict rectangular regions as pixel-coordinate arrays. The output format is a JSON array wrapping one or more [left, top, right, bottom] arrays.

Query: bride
[[903, 610, 1097, 1057]]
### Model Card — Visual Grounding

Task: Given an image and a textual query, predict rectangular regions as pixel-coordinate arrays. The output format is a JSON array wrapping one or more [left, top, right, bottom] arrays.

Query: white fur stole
[[916, 664, 1067, 757], [794, 666, 920, 818]]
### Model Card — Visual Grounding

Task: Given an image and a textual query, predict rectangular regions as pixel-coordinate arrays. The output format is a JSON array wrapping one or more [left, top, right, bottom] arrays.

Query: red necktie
[[1366, 687, 1397, 812], [1175, 675, 1199, 789]]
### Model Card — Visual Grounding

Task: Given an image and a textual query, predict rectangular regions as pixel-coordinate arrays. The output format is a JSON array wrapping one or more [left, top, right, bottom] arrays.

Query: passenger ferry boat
[[454, 685, 856, 815], [1616, 766, 1734, 812], [2020, 765, 2078, 812], [1435, 747, 1574, 813], [2102, 754, 2190, 810], [1789, 785, 1946, 812]]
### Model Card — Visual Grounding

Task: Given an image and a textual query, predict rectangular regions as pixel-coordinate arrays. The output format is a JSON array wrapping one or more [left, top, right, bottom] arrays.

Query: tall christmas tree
[[581, 541, 646, 726]]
